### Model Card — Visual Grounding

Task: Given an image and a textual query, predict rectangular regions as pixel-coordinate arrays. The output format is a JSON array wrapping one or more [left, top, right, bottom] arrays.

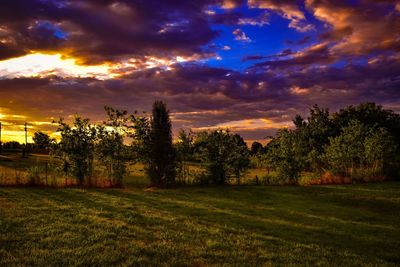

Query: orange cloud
[[306, 0, 400, 56], [249, 0, 315, 32]]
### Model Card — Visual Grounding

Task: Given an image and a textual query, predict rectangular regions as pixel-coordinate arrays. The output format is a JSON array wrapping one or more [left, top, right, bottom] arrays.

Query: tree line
[[8, 101, 400, 187], [36, 101, 249, 187], [256, 103, 400, 184]]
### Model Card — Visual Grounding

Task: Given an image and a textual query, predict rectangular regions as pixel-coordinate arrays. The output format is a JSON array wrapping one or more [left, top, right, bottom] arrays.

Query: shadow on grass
[[1, 183, 400, 265]]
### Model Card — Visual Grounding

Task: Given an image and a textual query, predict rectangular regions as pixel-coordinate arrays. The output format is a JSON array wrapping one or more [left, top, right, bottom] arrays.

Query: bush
[[27, 165, 47, 186]]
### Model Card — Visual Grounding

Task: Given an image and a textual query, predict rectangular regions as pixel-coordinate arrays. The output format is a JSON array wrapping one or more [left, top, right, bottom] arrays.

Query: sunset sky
[[0, 0, 399, 143]]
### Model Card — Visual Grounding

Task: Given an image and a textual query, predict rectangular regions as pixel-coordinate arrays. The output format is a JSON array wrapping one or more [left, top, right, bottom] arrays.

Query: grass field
[[1, 182, 400, 266]]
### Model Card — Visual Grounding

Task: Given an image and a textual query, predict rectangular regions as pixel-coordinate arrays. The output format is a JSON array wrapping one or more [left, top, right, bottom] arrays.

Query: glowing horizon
[[0, 0, 399, 143], [0, 53, 116, 80]]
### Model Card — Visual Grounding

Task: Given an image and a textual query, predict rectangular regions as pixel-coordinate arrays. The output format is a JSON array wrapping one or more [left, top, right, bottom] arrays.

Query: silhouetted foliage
[[250, 141, 263, 155], [33, 131, 53, 149], [4, 101, 399, 188], [136, 101, 177, 187], [195, 130, 250, 185], [95, 106, 131, 187], [2, 141, 23, 150], [53, 117, 97, 185], [292, 105, 336, 172], [333, 103, 400, 137]]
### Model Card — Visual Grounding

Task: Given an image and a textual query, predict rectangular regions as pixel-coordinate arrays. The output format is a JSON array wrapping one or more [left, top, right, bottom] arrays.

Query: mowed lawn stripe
[[0, 183, 399, 266]]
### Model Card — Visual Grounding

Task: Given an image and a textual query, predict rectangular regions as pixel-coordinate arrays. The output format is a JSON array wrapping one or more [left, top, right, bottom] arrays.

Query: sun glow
[[195, 118, 291, 131], [0, 53, 117, 80], [0, 53, 199, 80]]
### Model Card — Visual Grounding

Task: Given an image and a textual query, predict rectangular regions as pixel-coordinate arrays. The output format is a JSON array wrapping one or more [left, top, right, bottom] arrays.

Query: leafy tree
[[293, 114, 306, 129], [53, 117, 97, 185], [129, 112, 151, 161], [250, 141, 263, 155], [175, 129, 194, 182], [95, 106, 131, 187], [266, 129, 303, 183], [364, 127, 398, 177], [333, 102, 400, 147], [195, 130, 250, 185], [324, 120, 367, 177], [305, 105, 336, 153], [264, 102, 400, 182], [230, 134, 251, 184], [293, 105, 335, 172], [3, 141, 23, 150], [32, 131, 53, 149]]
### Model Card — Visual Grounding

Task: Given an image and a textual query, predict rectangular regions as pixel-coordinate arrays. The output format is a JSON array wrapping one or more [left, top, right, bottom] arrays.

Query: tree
[[175, 129, 194, 182], [53, 117, 97, 185], [324, 120, 367, 177], [195, 130, 250, 185], [333, 102, 400, 148], [33, 131, 53, 149], [230, 134, 251, 184], [266, 129, 304, 183], [95, 106, 131, 187], [293, 105, 335, 172], [364, 127, 398, 177], [250, 141, 263, 155], [145, 101, 177, 187]]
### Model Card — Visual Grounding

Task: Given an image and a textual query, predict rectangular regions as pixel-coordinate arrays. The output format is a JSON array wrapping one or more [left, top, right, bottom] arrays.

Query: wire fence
[[0, 152, 125, 187]]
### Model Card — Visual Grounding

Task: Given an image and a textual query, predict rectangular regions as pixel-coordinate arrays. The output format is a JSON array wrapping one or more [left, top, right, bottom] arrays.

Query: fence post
[[22, 122, 28, 158]]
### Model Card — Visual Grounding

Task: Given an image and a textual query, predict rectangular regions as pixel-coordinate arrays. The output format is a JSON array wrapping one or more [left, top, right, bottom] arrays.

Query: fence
[[0, 153, 120, 187]]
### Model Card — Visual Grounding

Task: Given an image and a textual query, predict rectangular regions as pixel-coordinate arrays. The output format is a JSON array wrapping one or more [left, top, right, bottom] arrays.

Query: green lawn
[[1, 183, 400, 266]]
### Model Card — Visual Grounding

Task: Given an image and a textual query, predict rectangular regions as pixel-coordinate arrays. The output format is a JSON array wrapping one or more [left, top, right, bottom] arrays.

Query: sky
[[0, 0, 399, 143]]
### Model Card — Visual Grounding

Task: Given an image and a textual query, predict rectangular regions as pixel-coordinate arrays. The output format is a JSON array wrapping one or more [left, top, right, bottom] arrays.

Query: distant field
[[0, 152, 267, 187], [1, 183, 400, 266]]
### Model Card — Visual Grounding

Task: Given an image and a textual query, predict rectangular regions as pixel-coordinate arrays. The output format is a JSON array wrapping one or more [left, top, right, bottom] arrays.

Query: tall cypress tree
[[147, 101, 176, 187]]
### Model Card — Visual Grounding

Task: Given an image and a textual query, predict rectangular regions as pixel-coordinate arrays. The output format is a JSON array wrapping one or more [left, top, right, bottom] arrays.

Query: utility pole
[[25, 122, 28, 145], [0, 122, 2, 155], [22, 122, 28, 158]]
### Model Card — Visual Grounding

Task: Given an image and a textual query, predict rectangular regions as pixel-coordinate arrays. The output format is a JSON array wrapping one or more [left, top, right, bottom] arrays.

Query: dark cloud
[[242, 49, 293, 62], [1, 53, 400, 140], [209, 12, 242, 25], [0, 0, 225, 63], [0, 44, 25, 60], [306, 0, 400, 55], [285, 36, 312, 46], [248, 0, 399, 70], [253, 43, 333, 69], [0, 0, 399, 142]]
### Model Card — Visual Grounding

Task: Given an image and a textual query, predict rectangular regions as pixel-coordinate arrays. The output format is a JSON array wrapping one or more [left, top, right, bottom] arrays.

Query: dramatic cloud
[[0, 0, 399, 143], [306, 0, 400, 56], [249, 0, 315, 32], [0, 0, 222, 64]]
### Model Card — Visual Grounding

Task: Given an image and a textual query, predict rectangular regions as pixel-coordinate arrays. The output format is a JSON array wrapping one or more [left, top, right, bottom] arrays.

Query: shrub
[[27, 165, 46, 186]]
